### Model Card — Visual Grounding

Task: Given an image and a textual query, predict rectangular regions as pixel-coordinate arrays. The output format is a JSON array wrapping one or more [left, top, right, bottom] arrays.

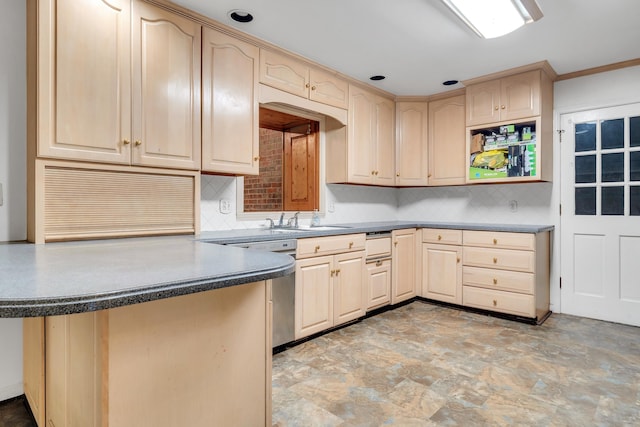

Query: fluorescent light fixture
[[442, 0, 543, 39]]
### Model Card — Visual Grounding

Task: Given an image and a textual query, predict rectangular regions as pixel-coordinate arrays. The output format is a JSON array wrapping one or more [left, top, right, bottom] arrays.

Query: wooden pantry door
[[560, 103, 640, 326]]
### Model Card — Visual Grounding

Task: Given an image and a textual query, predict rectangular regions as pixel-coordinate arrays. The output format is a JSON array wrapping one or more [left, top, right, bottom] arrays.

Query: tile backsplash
[[201, 175, 555, 231]]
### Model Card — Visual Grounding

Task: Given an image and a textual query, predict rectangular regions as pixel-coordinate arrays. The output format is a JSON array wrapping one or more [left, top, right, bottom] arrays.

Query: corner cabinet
[[295, 234, 366, 339], [326, 85, 395, 186], [395, 102, 429, 186], [201, 27, 260, 175], [464, 66, 554, 184]]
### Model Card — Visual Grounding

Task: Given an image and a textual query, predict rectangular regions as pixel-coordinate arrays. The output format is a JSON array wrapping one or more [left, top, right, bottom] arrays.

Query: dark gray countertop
[[0, 236, 295, 318], [1, 221, 552, 318], [198, 221, 554, 245]]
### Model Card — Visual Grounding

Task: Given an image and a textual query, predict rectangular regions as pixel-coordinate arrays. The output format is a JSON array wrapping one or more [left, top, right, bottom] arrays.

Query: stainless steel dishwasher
[[227, 239, 296, 348]]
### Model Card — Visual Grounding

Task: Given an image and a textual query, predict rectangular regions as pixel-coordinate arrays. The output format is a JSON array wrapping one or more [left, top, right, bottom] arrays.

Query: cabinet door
[[465, 79, 501, 126], [38, 0, 131, 164], [500, 70, 541, 122], [374, 96, 396, 186], [202, 28, 259, 175], [131, 1, 201, 170], [333, 251, 366, 326], [392, 229, 418, 304], [348, 86, 376, 184], [422, 243, 462, 304], [366, 259, 391, 310], [308, 68, 349, 109], [259, 49, 309, 98], [295, 256, 333, 339], [395, 102, 429, 186], [428, 95, 466, 186]]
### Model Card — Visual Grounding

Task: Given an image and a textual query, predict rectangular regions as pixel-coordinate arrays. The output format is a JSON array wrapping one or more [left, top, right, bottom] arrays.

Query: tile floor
[[0, 396, 36, 427], [272, 301, 640, 426]]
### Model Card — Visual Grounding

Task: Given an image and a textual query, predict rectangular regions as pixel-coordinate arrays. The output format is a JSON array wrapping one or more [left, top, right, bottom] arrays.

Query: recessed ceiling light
[[228, 10, 254, 23], [443, 80, 459, 86], [370, 75, 386, 81]]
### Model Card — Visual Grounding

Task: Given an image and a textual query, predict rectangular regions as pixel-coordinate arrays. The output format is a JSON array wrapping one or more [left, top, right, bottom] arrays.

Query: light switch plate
[[219, 199, 231, 214]]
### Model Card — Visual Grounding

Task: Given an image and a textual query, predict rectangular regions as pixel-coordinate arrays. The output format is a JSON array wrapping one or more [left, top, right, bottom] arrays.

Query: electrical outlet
[[219, 199, 231, 214], [509, 200, 518, 212], [328, 201, 335, 213]]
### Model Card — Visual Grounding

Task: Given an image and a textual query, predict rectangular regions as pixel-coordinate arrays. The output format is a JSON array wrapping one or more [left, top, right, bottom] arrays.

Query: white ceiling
[[172, 0, 640, 96]]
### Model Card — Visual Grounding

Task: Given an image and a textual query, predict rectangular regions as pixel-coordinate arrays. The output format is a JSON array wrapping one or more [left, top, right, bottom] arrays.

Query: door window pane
[[631, 186, 640, 215], [602, 186, 624, 215], [631, 116, 640, 147], [601, 118, 624, 149], [575, 122, 596, 152], [601, 152, 624, 182], [631, 152, 640, 181], [575, 187, 596, 215], [575, 155, 596, 183]]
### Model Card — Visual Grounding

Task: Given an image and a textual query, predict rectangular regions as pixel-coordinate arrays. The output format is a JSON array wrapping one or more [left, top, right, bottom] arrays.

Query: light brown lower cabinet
[[391, 229, 419, 304], [24, 281, 272, 427], [366, 258, 392, 310]]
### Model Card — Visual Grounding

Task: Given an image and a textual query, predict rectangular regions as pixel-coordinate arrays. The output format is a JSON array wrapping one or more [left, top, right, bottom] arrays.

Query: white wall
[[0, 1, 26, 401]]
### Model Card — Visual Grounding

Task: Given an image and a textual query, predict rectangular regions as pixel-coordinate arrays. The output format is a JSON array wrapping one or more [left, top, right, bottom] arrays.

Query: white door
[[560, 103, 640, 326]]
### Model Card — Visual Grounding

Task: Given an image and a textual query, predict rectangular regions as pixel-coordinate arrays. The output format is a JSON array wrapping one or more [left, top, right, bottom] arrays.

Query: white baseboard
[[0, 382, 23, 402]]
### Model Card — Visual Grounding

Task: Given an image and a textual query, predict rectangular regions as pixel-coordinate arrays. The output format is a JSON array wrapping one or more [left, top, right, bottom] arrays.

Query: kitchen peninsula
[[1, 236, 294, 426]]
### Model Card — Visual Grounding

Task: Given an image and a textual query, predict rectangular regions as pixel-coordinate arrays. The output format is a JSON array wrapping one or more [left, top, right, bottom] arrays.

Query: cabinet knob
[[437, 235, 442, 240], [134, 140, 141, 146], [428, 173, 432, 178], [493, 278, 498, 285], [336, 268, 341, 274], [331, 269, 335, 276], [376, 260, 382, 267], [311, 86, 316, 90], [305, 83, 310, 88], [315, 245, 320, 253], [494, 106, 499, 111], [123, 139, 131, 145], [394, 241, 398, 247], [375, 171, 379, 175], [493, 257, 498, 264], [501, 105, 506, 109], [396, 173, 400, 177], [371, 170, 376, 175], [493, 238, 497, 245], [349, 242, 354, 249], [493, 299, 498, 306], [254, 156, 260, 161], [456, 257, 460, 263]]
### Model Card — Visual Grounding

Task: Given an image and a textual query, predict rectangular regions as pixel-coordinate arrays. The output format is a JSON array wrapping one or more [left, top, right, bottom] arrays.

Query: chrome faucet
[[265, 218, 275, 229], [278, 212, 285, 227], [287, 212, 300, 228]]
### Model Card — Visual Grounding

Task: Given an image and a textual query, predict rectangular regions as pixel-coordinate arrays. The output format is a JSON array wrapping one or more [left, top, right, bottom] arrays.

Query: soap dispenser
[[311, 209, 320, 227]]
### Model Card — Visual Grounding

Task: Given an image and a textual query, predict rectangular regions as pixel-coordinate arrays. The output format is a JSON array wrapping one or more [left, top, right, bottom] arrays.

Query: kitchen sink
[[268, 225, 352, 233]]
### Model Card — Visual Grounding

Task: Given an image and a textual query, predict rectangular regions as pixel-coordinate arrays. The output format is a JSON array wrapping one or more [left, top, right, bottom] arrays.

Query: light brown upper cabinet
[[34, 0, 201, 170], [326, 86, 395, 185], [465, 70, 541, 127], [428, 94, 466, 186], [259, 49, 349, 109], [201, 27, 259, 175], [395, 102, 429, 186], [131, 1, 201, 170]]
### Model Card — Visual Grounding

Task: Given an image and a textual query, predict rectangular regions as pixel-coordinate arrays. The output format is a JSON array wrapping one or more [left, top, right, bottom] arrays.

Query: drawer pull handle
[[493, 299, 498, 306], [493, 238, 498, 245], [335, 269, 341, 275], [437, 235, 442, 241], [493, 278, 498, 285], [456, 257, 460, 263], [315, 245, 321, 253], [331, 269, 335, 276], [123, 139, 131, 145], [376, 260, 383, 267], [349, 242, 354, 249], [493, 257, 498, 264]]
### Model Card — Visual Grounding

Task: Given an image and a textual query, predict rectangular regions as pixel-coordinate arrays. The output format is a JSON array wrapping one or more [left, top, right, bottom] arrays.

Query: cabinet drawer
[[463, 286, 535, 317], [463, 246, 535, 273], [463, 266, 534, 294], [463, 230, 535, 251], [297, 233, 366, 258], [422, 228, 462, 245], [366, 237, 391, 258]]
